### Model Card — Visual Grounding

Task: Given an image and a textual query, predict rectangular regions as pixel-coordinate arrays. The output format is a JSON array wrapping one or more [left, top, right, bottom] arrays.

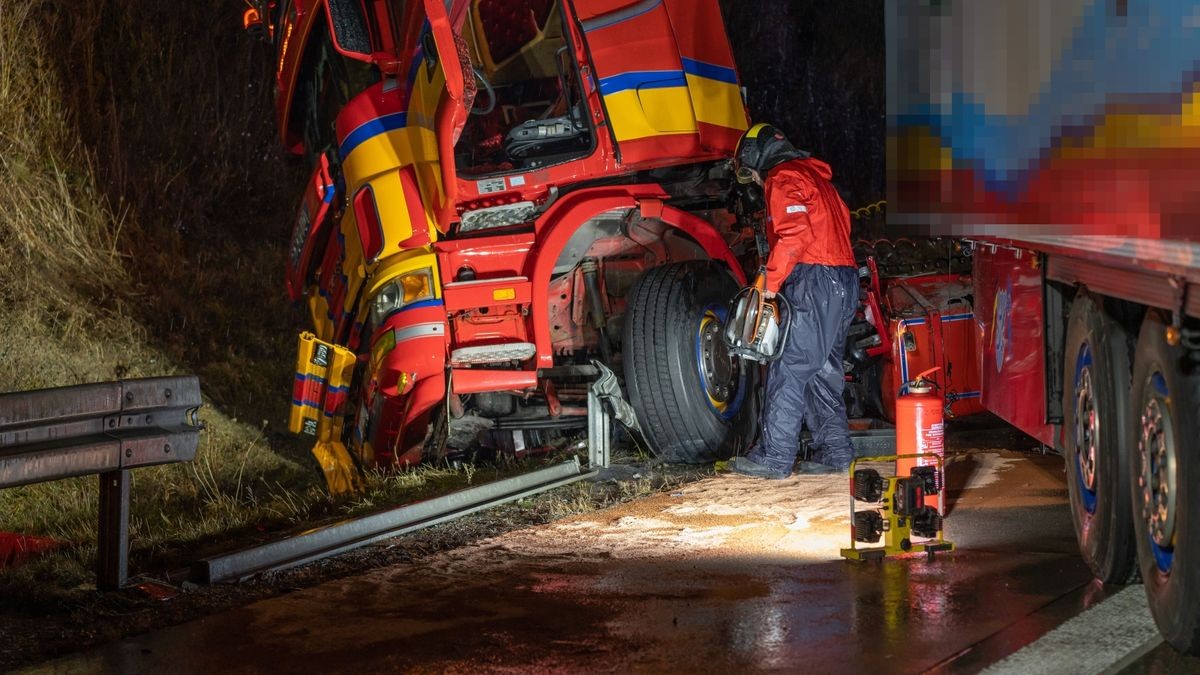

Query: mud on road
[[2, 420, 1046, 671], [0, 461, 704, 671], [38, 444, 1080, 674]]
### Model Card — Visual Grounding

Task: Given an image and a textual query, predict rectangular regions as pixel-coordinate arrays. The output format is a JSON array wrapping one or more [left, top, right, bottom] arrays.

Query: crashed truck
[[248, 0, 762, 493], [889, 0, 1200, 654]]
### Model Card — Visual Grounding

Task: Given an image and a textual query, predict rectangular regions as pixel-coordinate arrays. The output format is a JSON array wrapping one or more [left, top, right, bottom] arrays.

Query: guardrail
[[0, 376, 202, 589], [195, 458, 595, 583]]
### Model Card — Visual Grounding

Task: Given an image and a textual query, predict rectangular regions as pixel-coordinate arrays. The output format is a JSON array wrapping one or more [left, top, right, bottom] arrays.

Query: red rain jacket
[[762, 157, 856, 293]]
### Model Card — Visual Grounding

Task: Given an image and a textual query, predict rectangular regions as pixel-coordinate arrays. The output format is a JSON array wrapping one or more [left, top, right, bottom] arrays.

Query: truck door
[[419, 0, 476, 226], [569, 0, 747, 164]]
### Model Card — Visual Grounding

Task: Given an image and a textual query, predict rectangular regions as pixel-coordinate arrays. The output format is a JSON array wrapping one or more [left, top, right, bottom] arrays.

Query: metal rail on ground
[[194, 458, 596, 583]]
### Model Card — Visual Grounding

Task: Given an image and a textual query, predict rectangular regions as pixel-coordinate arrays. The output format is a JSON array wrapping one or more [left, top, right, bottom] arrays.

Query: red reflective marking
[[354, 185, 385, 262]]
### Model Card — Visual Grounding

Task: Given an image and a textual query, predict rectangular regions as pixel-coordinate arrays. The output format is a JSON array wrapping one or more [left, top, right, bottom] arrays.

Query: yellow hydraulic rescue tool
[[289, 332, 361, 494]]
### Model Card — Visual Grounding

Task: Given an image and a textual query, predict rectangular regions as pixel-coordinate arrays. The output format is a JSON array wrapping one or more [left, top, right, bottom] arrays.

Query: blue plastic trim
[[680, 57, 738, 85], [598, 70, 687, 96]]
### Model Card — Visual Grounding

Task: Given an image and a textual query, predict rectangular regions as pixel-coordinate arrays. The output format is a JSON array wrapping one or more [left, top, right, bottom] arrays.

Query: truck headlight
[[371, 268, 435, 326]]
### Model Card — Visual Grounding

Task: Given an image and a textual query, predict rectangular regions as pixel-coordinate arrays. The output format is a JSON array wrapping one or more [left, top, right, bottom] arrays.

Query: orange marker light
[[242, 7, 261, 31], [1166, 325, 1182, 347]]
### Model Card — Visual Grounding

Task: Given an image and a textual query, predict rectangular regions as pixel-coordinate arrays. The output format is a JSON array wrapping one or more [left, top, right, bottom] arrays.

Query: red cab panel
[[286, 154, 337, 301], [882, 275, 985, 422]]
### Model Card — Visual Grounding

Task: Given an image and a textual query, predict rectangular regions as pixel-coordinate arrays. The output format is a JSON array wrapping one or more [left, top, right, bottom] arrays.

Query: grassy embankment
[[0, 0, 680, 602], [0, 0, 489, 595]]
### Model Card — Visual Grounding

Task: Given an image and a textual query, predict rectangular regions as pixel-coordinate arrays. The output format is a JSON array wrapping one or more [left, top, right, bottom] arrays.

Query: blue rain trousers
[[746, 263, 859, 474]]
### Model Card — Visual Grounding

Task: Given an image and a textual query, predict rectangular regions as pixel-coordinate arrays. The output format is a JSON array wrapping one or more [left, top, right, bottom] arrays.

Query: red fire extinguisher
[[896, 367, 945, 482]]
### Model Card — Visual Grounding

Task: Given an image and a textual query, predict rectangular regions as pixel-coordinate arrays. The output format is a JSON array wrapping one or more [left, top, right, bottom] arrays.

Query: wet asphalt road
[[29, 450, 1200, 674]]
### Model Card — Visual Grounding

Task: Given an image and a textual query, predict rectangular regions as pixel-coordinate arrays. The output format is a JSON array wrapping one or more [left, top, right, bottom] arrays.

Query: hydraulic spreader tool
[[724, 269, 791, 363]]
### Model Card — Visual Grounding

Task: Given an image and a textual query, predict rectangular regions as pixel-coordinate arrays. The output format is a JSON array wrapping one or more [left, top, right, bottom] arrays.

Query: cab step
[[450, 342, 536, 366]]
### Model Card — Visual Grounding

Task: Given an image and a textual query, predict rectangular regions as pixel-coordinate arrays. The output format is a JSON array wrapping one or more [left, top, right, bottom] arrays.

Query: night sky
[[721, 0, 885, 211]]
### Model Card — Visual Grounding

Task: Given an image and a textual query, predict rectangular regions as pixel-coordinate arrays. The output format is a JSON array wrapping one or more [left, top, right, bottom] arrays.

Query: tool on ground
[[724, 269, 791, 363], [840, 453, 954, 561], [895, 367, 945, 482], [0, 533, 60, 569]]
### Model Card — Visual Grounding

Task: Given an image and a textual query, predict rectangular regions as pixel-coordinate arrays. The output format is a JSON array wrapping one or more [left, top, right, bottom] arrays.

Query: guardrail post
[[97, 470, 130, 590], [587, 389, 611, 468]]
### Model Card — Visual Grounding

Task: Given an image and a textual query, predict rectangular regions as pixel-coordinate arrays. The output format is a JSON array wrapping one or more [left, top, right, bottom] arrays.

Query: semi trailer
[[889, 0, 1200, 653]]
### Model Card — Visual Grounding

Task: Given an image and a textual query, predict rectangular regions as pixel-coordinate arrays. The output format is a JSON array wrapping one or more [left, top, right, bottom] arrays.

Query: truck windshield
[[453, 0, 593, 177]]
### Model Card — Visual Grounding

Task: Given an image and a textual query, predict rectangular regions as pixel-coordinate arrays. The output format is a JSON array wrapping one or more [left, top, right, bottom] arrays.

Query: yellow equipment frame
[[840, 453, 955, 562]]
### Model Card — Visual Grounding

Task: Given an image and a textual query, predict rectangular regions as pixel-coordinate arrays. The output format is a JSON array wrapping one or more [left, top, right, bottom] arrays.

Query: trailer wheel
[[623, 261, 758, 463], [1130, 311, 1200, 654], [1061, 292, 1138, 583]]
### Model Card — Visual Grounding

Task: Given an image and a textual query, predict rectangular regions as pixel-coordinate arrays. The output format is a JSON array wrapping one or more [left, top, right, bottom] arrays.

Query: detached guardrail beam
[[195, 458, 595, 583]]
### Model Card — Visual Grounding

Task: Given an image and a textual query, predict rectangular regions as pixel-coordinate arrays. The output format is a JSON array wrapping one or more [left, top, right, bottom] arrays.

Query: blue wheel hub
[[1139, 372, 1177, 574], [1073, 343, 1099, 514]]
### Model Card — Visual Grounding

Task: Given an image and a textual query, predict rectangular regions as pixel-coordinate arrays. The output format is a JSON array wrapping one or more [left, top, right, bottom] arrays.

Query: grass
[[0, 0, 329, 589], [0, 0, 687, 596], [0, 5, 125, 310]]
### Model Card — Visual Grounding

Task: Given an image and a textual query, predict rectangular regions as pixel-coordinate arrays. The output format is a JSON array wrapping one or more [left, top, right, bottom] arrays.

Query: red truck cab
[[252, 0, 756, 492]]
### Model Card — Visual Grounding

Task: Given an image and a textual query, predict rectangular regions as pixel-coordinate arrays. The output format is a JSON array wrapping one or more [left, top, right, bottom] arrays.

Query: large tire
[[623, 261, 758, 463], [1129, 311, 1200, 654], [1061, 291, 1138, 583]]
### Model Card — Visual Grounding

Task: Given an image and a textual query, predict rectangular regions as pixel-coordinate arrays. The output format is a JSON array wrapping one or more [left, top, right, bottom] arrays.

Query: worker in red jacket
[[729, 124, 859, 479]]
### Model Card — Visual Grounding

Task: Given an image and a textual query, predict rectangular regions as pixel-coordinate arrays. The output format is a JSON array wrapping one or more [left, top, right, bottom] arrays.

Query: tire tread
[[623, 262, 747, 463]]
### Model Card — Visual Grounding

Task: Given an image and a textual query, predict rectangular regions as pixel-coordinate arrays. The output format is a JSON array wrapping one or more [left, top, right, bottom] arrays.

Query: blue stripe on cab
[[377, 298, 445, 326], [339, 112, 409, 159], [598, 70, 686, 96], [400, 298, 444, 312], [681, 57, 738, 85]]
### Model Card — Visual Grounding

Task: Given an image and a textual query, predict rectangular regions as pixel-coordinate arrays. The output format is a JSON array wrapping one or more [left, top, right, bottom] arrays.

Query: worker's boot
[[729, 456, 792, 480], [793, 460, 839, 475]]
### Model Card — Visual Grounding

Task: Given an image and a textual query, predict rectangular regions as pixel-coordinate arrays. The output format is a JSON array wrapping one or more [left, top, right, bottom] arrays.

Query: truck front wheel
[[623, 261, 758, 463], [1062, 292, 1138, 583], [1130, 310, 1200, 654]]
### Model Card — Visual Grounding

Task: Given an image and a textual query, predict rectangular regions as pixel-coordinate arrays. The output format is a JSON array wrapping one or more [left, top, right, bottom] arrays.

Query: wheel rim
[[696, 308, 744, 419], [1139, 372, 1178, 574], [1073, 343, 1099, 514]]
